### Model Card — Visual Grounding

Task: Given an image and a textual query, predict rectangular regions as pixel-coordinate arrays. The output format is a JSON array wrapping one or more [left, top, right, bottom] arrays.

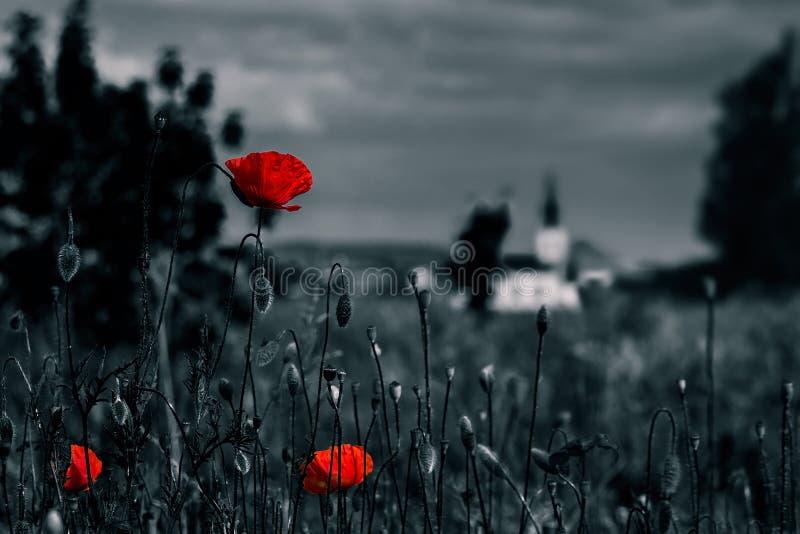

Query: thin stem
[[705, 287, 716, 520], [470, 453, 491, 534], [518, 325, 546, 534]]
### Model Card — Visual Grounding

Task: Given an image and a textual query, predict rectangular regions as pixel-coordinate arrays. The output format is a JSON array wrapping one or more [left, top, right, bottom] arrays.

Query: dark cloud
[[2, 0, 798, 266]]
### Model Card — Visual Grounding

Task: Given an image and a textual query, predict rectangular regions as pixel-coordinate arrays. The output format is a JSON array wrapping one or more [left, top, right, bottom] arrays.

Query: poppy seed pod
[[690, 433, 701, 451], [370, 397, 380, 413], [8, 311, 22, 331], [0, 414, 15, 459], [337, 369, 347, 385], [218, 378, 233, 403], [351, 381, 361, 396], [323, 367, 338, 383], [418, 290, 432, 310], [286, 364, 300, 397], [458, 416, 475, 452], [408, 270, 418, 287], [445, 364, 455, 382], [57, 243, 81, 283], [412, 384, 421, 399], [755, 421, 766, 441], [253, 273, 274, 314], [479, 365, 495, 393], [537, 305, 549, 335], [677, 379, 686, 395], [660, 453, 681, 498], [389, 381, 402, 403], [336, 294, 352, 328], [366, 325, 377, 344]]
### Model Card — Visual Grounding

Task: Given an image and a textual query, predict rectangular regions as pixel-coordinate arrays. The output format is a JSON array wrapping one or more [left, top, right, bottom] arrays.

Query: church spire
[[542, 173, 560, 227]]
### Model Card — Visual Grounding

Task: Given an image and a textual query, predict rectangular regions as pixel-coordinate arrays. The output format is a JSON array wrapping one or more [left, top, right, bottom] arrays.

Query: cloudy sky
[[3, 0, 799, 267]]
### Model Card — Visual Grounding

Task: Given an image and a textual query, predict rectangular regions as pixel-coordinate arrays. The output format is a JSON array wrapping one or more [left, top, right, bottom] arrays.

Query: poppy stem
[[360, 410, 377, 533], [1, 460, 11, 534], [289, 264, 343, 534], [518, 322, 547, 534], [470, 452, 492, 534], [237, 207, 264, 418]]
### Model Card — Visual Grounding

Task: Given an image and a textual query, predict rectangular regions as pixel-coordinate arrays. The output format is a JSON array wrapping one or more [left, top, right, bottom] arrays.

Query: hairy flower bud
[[336, 294, 352, 328], [660, 453, 681, 498], [57, 243, 80, 283], [419, 438, 437, 474], [479, 364, 495, 393], [257, 339, 279, 367], [459, 416, 475, 452], [253, 272, 274, 314], [531, 448, 559, 475], [0, 414, 15, 459], [537, 305, 549, 335], [286, 364, 300, 397]]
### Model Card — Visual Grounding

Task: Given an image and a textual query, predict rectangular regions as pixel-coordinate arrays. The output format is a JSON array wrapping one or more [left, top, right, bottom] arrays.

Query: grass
[[2, 140, 800, 533]]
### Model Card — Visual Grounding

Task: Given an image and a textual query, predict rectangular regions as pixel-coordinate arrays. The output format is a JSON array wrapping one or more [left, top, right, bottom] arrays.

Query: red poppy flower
[[225, 151, 312, 211], [300, 444, 373, 494], [64, 444, 102, 492]]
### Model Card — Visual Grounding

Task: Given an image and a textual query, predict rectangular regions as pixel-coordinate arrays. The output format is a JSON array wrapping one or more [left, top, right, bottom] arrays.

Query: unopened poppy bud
[[459, 416, 475, 452], [690, 433, 700, 451], [479, 364, 495, 393], [57, 243, 80, 283], [323, 367, 337, 383], [253, 272, 274, 314], [0, 414, 15, 459], [419, 438, 437, 474], [531, 448, 559, 475], [783, 381, 794, 403], [537, 305, 549, 335], [755, 421, 766, 441], [389, 381, 402, 403], [677, 379, 686, 395], [327, 385, 340, 408], [154, 110, 167, 132], [111, 397, 130, 426], [351, 381, 361, 396], [703, 276, 717, 299], [14, 521, 31, 534], [257, 339, 279, 367], [286, 364, 300, 397], [476, 444, 505, 478], [336, 294, 351, 328], [418, 290, 431, 310], [234, 449, 251, 475], [218, 378, 233, 402], [370, 396, 380, 413], [660, 453, 681, 498], [445, 364, 455, 382], [366, 325, 377, 343]]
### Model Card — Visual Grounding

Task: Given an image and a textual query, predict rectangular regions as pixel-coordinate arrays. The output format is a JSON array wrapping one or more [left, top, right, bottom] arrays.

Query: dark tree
[[0, 1, 241, 344], [157, 47, 184, 96], [699, 30, 800, 283], [451, 203, 510, 310]]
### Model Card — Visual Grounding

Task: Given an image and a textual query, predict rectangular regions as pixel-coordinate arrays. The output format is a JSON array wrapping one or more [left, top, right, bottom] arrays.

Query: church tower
[[534, 174, 570, 271]]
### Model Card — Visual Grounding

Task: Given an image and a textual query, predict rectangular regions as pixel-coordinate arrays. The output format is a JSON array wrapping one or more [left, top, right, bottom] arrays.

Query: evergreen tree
[[0, 1, 243, 343], [699, 30, 800, 282]]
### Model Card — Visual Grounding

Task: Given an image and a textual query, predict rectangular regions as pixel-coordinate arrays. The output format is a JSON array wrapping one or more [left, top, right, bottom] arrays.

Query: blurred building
[[443, 176, 616, 312]]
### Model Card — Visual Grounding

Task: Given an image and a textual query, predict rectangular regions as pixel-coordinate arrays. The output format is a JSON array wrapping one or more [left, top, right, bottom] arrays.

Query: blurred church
[[419, 175, 615, 312]]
